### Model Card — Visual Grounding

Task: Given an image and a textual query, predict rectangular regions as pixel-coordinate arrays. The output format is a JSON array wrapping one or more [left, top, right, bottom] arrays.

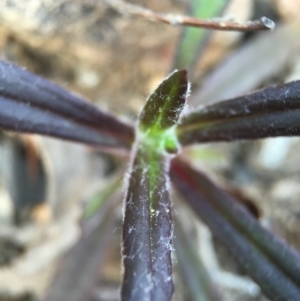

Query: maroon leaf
[[171, 159, 300, 300], [189, 24, 299, 106], [174, 216, 219, 301], [177, 80, 300, 145], [43, 190, 121, 301], [0, 61, 134, 150], [122, 145, 173, 301]]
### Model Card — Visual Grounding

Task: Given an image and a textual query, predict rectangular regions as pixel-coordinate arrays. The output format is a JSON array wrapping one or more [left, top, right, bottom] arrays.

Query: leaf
[[171, 159, 300, 301], [177, 80, 300, 145], [121, 69, 191, 300], [189, 23, 300, 106], [173, 159, 300, 283], [122, 144, 173, 301], [171, 0, 230, 75], [83, 173, 122, 219], [43, 188, 121, 301], [139, 70, 188, 132], [174, 216, 219, 301], [0, 61, 134, 151]]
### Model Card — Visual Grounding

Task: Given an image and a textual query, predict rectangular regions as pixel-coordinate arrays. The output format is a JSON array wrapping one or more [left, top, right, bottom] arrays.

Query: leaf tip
[[171, 69, 188, 82]]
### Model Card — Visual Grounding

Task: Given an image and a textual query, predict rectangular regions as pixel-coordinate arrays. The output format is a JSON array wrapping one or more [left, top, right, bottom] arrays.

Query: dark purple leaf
[[139, 70, 188, 131], [173, 158, 300, 283], [43, 188, 121, 301], [0, 61, 134, 150], [177, 80, 300, 145], [122, 145, 173, 301], [171, 159, 300, 301], [189, 24, 300, 106], [174, 216, 219, 301]]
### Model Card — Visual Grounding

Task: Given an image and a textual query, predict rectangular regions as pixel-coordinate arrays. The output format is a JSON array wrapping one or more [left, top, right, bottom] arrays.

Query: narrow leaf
[[139, 70, 188, 132], [122, 144, 173, 301], [178, 80, 300, 145], [43, 190, 121, 301], [189, 24, 300, 106], [0, 61, 134, 150], [174, 216, 219, 301], [0, 96, 123, 149], [171, 159, 300, 300], [172, 0, 229, 74], [173, 159, 300, 284], [83, 174, 122, 219]]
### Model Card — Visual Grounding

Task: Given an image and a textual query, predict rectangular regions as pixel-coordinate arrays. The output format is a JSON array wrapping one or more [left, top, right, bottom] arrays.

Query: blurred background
[[0, 0, 299, 300]]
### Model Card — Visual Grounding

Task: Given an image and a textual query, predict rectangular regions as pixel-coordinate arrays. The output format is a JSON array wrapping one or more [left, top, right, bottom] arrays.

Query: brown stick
[[104, 0, 275, 32]]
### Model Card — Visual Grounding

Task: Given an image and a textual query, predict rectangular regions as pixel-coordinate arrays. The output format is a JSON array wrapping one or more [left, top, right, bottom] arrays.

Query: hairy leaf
[[171, 159, 300, 301], [122, 144, 173, 301], [139, 70, 188, 132], [0, 61, 134, 150], [178, 80, 300, 145]]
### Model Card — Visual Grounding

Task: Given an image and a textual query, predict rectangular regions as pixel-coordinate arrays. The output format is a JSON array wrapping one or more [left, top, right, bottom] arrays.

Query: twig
[[103, 0, 275, 32]]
